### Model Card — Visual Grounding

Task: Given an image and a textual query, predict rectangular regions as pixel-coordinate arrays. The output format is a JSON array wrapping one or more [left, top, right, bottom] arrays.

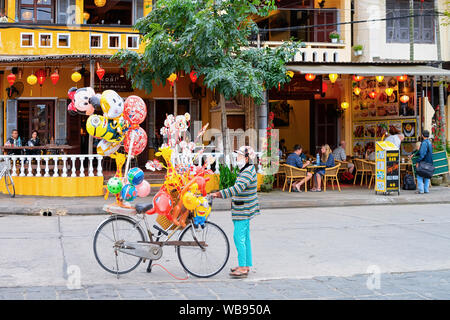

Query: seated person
[[365, 146, 376, 161], [5, 129, 23, 155], [27, 130, 41, 155], [286, 144, 312, 192], [333, 140, 354, 174], [312, 144, 335, 192]]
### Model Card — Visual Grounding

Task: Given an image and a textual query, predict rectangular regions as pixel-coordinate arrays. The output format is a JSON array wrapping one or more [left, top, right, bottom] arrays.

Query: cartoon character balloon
[[97, 139, 121, 157], [86, 115, 124, 142], [124, 96, 147, 125], [100, 90, 124, 119], [74, 87, 96, 116]]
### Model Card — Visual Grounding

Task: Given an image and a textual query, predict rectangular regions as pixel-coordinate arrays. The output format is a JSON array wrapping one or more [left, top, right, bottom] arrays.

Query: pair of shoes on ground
[[311, 188, 322, 192], [415, 191, 429, 194], [292, 187, 303, 192]]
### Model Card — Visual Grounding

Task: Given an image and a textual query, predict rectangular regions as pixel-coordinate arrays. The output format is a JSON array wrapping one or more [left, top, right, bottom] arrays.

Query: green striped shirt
[[219, 165, 260, 220]]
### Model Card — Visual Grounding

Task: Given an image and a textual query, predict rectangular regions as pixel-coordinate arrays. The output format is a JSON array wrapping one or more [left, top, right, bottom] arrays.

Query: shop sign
[[268, 74, 322, 99], [375, 141, 400, 195], [87, 73, 133, 92]]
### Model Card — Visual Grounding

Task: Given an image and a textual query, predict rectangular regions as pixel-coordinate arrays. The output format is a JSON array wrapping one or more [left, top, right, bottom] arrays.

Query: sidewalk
[[1, 184, 449, 215]]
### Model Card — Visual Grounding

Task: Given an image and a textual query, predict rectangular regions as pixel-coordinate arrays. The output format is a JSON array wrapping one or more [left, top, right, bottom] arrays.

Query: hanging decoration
[[375, 76, 384, 82], [71, 71, 82, 83], [189, 70, 198, 83], [369, 91, 377, 99], [400, 95, 410, 103], [385, 87, 394, 96], [27, 74, 37, 96], [286, 71, 294, 78], [94, 0, 106, 7], [36, 69, 46, 86], [397, 75, 407, 82], [328, 73, 338, 84], [353, 87, 361, 95], [340, 102, 349, 110], [17, 68, 23, 80], [50, 71, 60, 85], [352, 75, 364, 82], [305, 73, 316, 81], [167, 73, 178, 89], [322, 81, 328, 94], [7, 73, 16, 86], [96, 63, 105, 80]]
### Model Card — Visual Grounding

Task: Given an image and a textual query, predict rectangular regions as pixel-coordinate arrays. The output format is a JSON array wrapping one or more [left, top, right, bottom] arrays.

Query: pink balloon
[[124, 95, 147, 125], [124, 126, 147, 156], [136, 180, 151, 197]]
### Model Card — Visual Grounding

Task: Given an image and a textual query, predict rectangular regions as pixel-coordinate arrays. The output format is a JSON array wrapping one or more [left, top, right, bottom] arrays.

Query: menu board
[[352, 76, 415, 120], [352, 119, 417, 157], [375, 141, 400, 195]]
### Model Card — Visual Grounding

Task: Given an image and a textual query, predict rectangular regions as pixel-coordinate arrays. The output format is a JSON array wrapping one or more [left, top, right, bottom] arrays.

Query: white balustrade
[[0, 155, 104, 178]]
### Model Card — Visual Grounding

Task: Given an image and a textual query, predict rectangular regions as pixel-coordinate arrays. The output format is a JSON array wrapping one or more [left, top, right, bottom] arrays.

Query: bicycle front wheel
[[177, 221, 230, 278], [5, 173, 15, 198], [93, 215, 146, 275]]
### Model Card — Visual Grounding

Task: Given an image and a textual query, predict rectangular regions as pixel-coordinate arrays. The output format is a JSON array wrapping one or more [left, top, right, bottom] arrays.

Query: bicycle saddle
[[135, 203, 153, 214]]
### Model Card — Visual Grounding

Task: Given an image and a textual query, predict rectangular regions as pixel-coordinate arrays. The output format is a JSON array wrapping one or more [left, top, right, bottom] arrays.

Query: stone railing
[[0, 155, 103, 177]]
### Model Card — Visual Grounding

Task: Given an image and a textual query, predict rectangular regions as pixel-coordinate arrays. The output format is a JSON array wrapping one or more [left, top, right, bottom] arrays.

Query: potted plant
[[329, 31, 340, 43], [353, 45, 363, 56]]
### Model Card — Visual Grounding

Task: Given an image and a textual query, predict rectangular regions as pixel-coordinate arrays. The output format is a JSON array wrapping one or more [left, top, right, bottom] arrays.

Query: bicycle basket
[[156, 214, 189, 231]]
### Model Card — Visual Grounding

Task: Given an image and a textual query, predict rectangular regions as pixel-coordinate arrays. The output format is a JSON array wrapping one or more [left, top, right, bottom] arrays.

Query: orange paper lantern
[[400, 95, 410, 103], [305, 73, 316, 81], [397, 75, 407, 82], [369, 91, 377, 99], [353, 87, 361, 95], [35, 69, 46, 86], [352, 75, 364, 82]]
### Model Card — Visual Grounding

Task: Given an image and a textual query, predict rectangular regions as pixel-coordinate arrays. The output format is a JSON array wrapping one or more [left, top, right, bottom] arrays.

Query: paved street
[[1, 203, 450, 299]]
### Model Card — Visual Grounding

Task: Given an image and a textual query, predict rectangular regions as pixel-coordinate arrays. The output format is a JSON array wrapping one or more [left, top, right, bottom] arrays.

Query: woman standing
[[312, 144, 335, 192], [211, 146, 260, 278]]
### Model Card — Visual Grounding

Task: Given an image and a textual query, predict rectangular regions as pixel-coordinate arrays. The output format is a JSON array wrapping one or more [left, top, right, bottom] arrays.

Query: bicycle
[[93, 195, 230, 278], [0, 160, 15, 198]]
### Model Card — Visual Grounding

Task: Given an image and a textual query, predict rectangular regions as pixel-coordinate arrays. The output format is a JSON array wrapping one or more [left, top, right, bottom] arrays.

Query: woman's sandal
[[229, 269, 249, 278]]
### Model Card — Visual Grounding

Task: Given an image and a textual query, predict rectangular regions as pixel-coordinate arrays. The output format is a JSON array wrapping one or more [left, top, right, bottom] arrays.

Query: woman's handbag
[[416, 161, 435, 179]]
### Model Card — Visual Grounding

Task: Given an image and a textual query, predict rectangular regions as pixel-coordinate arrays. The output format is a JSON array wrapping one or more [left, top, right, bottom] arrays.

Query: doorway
[[17, 100, 55, 144], [310, 99, 338, 154]]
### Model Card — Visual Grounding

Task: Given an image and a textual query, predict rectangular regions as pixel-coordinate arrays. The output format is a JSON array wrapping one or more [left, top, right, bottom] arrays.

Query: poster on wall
[[269, 101, 291, 127]]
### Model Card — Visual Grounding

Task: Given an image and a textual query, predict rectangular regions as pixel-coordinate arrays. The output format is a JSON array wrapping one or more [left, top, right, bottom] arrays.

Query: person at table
[[385, 133, 404, 149], [5, 129, 23, 155], [278, 139, 287, 158], [415, 130, 433, 194], [364, 145, 376, 161], [333, 140, 354, 174], [311, 144, 335, 192], [286, 144, 312, 192], [26, 130, 41, 155]]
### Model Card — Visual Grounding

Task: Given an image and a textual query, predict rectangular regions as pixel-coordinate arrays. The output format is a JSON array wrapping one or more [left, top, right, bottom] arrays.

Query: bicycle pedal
[[153, 224, 168, 236]]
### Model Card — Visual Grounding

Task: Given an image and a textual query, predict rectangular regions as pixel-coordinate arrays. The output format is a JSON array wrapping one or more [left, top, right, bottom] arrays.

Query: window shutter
[[6, 99, 17, 141], [0, 101, 3, 145], [55, 99, 67, 143]]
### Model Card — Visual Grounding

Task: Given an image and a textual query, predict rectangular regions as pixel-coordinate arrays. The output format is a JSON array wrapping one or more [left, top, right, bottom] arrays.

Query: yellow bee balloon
[[100, 90, 124, 119], [194, 197, 211, 219], [86, 114, 124, 143]]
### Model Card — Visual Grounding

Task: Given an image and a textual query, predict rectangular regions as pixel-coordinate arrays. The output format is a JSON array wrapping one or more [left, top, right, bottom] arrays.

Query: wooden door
[[311, 99, 338, 154], [30, 100, 54, 144]]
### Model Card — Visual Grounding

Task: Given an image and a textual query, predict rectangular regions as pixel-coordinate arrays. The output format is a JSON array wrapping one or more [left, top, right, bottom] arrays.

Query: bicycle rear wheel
[[177, 221, 229, 278], [93, 215, 146, 275], [5, 173, 15, 198]]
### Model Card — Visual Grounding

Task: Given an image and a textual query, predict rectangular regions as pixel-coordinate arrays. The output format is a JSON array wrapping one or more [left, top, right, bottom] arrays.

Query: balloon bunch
[[68, 87, 149, 206], [107, 167, 151, 201], [144, 113, 214, 228]]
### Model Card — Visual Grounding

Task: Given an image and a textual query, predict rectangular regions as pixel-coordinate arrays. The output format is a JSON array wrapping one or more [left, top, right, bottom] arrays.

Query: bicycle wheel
[[93, 215, 146, 275], [177, 221, 230, 278], [5, 172, 15, 198]]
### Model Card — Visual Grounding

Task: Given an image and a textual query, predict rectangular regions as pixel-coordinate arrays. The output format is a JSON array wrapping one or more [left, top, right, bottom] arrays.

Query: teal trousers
[[233, 219, 252, 267]]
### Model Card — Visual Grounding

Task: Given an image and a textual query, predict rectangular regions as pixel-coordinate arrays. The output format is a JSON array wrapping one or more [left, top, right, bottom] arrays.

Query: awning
[[287, 64, 450, 77]]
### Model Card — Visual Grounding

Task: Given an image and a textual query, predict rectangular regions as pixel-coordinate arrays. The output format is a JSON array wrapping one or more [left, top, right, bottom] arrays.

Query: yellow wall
[[274, 100, 311, 154]]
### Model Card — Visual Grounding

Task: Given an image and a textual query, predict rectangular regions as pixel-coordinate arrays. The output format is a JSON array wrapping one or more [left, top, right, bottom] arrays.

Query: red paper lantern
[[50, 72, 60, 85], [400, 95, 410, 103], [322, 81, 328, 93], [7, 73, 16, 86], [189, 70, 198, 83], [35, 69, 46, 86], [96, 66, 105, 80], [397, 75, 407, 82], [305, 73, 316, 81], [352, 75, 364, 82], [369, 91, 377, 99]]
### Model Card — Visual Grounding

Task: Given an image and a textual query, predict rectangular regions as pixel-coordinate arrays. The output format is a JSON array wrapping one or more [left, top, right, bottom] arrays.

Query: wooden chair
[[276, 164, 287, 188], [283, 164, 308, 192], [323, 163, 341, 192], [366, 161, 376, 189], [353, 159, 370, 186]]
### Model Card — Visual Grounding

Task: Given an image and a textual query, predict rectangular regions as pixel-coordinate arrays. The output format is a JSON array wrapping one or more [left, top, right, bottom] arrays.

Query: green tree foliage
[[113, 0, 303, 106]]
